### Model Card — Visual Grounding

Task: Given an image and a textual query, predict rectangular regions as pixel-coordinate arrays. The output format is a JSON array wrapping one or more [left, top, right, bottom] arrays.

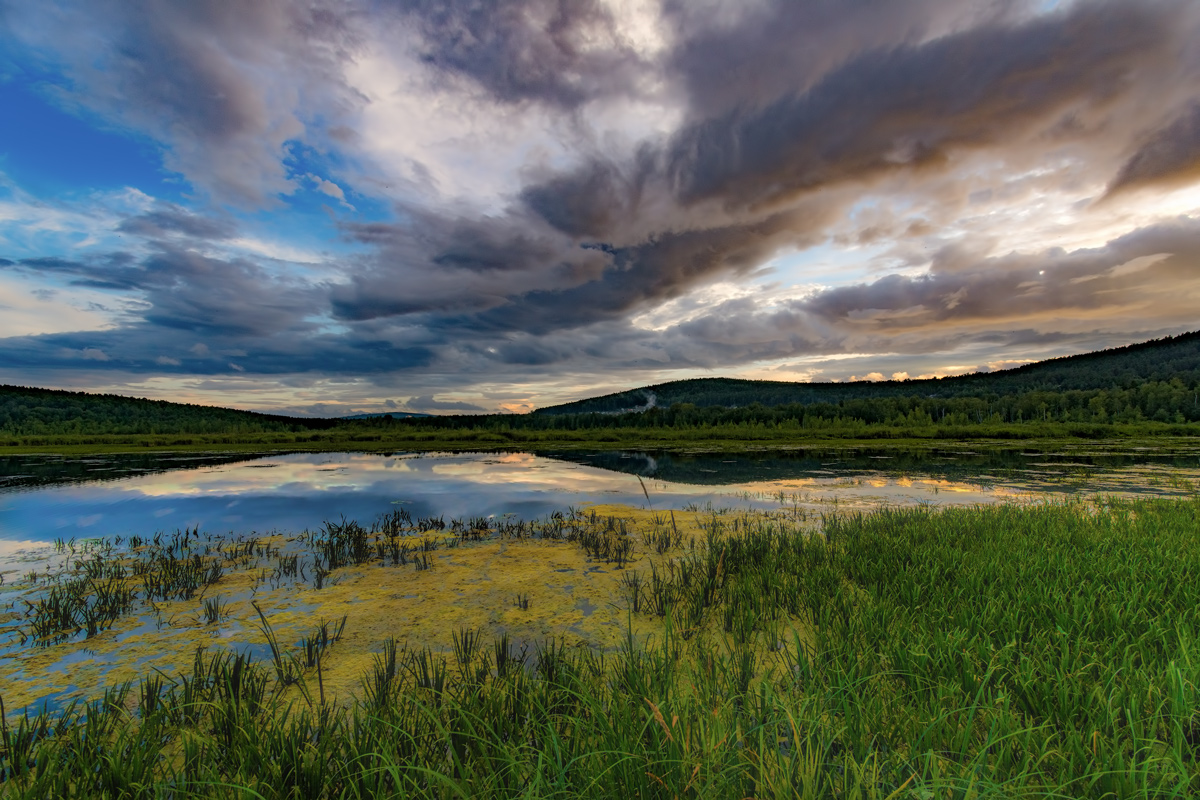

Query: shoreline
[[2, 428, 1199, 458]]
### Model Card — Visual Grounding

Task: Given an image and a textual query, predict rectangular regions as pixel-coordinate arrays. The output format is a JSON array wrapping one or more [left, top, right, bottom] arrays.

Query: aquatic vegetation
[[200, 595, 225, 625], [1, 504, 670, 711], [22, 571, 137, 645], [300, 616, 348, 669], [3, 497, 1200, 797]]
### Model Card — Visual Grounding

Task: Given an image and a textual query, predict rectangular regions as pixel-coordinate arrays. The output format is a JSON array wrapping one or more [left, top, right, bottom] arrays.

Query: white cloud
[[305, 173, 355, 210], [339, 24, 682, 212], [0, 274, 122, 336]]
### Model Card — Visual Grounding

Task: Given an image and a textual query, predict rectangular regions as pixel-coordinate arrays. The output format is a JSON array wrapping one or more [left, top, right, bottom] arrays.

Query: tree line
[[392, 379, 1200, 435], [0, 385, 334, 437], [536, 330, 1200, 415], [2, 331, 1198, 438]]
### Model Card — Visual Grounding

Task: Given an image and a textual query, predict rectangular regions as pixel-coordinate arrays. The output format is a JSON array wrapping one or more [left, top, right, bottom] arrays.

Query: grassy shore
[[3, 498, 1200, 797], [2, 419, 1200, 457]]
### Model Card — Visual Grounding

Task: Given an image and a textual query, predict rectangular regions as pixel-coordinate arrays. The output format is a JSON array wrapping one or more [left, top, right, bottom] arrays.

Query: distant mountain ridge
[[535, 331, 1200, 415]]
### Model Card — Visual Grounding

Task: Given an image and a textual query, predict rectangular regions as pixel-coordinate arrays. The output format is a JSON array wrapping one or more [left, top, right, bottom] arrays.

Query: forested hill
[[5, 330, 1200, 440], [536, 331, 1200, 415], [0, 385, 336, 436]]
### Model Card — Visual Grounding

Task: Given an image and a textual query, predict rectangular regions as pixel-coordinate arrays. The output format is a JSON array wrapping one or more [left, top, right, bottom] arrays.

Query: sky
[[1, 0, 1199, 416]]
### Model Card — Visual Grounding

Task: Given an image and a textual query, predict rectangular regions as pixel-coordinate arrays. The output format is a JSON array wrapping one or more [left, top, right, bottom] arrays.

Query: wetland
[[2, 442, 1200, 797]]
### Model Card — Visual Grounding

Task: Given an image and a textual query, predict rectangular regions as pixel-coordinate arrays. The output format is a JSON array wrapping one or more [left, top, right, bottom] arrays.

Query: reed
[[451, 627, 484, 681], [5, 498, 1200, 797], [201, 595, 226, 625], [300, 616, 348, 669], [363, 636, 399, 710], [252, 601, 303, 690]]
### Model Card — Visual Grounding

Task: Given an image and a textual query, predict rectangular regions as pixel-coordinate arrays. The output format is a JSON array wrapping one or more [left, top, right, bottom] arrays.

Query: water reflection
[[0, 451, 270, 491], [549, 446, 1200, 487], [2, 444, 1199, 714], [2, 445, 1199, 570]]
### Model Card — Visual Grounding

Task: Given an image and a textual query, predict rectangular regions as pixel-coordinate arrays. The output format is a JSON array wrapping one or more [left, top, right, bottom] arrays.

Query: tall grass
[[3, 497, 1199, 797]]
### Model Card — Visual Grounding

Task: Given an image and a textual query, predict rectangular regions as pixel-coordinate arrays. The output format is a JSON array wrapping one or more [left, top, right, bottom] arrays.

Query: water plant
[[451, 626, 483, 680], [314, 517, 372, 569], [6, 497, 1200, 797], [200, 595, 225, 625], [300, 616, 348, 669], [252, 601, 304, 690], [362, 636, 398, 710], [23, 572, 137, 645]]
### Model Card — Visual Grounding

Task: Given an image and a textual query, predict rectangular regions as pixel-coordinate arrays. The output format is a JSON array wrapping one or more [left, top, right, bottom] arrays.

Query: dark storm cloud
[[439, 216, 1199, 380], [331, 211, 609, 319], [135, 249, 322, 337], [3, 256, 143, 290], [520, 157, 639, 239], [1108, 102, 1200, 194], [0, 326, 435, 377], [5, 247, 323, 337], [362, 0, 1178, 335], [21, 211, 1184, 384], [333, 193, 839, 335], [664, 1, 1164, 210], [661, 0, 1028, 120], [470, 207, 831, 334], [798, 217, 1200, 331], [340, 210, 575, 274], [387, 0, 648, 108], [463, 0, 1191, 345]]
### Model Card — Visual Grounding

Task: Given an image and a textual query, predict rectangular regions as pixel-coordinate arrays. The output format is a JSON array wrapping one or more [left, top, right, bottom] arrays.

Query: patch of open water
[[3, 445, 1200, 566], [2, 443, 1198, 717]]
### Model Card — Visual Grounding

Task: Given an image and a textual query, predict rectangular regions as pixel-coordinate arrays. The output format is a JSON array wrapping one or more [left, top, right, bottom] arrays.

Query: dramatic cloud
[[664, 2, 1165, 210], [3, 0, 364, 206], [1109, 102, 1200, 194], [1, 0, 1198, 412], [389, 0, 651, 108]]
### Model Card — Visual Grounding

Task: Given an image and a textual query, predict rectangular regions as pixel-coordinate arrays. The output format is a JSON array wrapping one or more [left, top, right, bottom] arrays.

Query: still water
[[1, 443, 1199, 716], [4, 444, 1200, 571]]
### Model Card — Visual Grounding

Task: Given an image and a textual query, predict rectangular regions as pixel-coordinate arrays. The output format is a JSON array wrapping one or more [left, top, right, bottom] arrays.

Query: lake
[[2, 442, 1198, 716], [5, 443, 1200, 569]]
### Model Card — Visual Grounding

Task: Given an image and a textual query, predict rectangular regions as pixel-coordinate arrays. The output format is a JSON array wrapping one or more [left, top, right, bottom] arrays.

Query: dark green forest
[[2, 331, 1199, 442], [402, 378, 1200, 436], [396, 331, 1200, 435], [0, 385, 334, 437]]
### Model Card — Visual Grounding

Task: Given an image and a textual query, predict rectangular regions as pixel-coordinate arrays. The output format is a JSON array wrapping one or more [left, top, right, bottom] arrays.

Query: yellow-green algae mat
[[0, 503, 814, 713]]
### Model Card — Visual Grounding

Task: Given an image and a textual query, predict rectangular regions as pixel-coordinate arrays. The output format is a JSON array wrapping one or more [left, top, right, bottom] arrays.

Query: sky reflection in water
[[2, 447, 1199, 572]]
